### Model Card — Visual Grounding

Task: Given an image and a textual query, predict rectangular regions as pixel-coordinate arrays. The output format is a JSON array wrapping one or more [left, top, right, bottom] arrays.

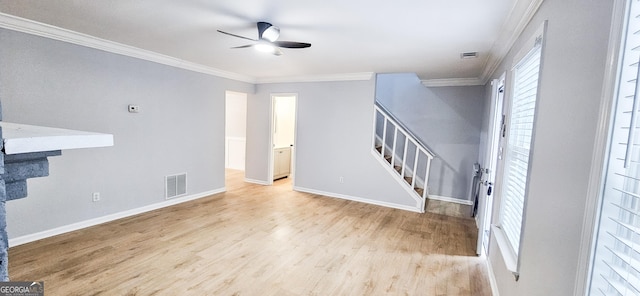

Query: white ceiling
[[0, 0, 532, 84]]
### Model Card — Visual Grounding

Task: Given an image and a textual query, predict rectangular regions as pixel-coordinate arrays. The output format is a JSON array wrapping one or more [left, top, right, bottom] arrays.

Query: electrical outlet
[[92, 192, 101, 202], [339, 176, 344, 184], [128, 104, 140, 113]]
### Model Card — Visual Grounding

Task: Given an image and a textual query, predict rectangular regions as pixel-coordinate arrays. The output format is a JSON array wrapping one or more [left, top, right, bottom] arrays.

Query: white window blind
[[502, 45, 541, 253], [589, 0, 640, 295], [494, 32, 543, 273]]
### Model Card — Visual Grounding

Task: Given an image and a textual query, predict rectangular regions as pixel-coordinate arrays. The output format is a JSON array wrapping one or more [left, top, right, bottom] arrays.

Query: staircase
[[372, 102, 435, 212]]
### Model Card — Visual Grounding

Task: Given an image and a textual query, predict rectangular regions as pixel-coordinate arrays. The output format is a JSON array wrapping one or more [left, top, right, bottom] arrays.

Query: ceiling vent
[[460, 52, 478, 59], [166, 173, 187, 199]]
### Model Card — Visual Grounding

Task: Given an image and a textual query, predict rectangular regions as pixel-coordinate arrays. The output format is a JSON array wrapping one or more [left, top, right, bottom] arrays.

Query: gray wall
[[0, 28, 253, 238], [245, 79, 419, 209], [478, 0, 614, 295], [376, 73, 484, 201]]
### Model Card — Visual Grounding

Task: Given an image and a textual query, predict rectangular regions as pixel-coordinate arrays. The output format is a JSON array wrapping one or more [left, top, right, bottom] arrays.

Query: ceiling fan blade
[[273, 41, 311, 49], [217, 30, 257, 42], [231, 45, 253, 49]]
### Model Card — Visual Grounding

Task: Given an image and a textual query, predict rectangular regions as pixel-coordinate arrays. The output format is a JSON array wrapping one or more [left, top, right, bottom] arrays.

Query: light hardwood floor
[[8, 170, 492, 295]]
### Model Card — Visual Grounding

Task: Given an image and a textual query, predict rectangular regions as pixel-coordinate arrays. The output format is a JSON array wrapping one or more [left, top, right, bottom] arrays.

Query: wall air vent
[[460, 52, 478, 59], [165, 173, 187, 199]]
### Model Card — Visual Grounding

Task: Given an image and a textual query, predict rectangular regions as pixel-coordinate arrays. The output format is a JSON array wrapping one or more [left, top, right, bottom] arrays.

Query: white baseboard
[[429, 194, 473, 205], [486, 255, 500, 296], [9, 188, 225, 247], [244, 178, 270, 185], [293, 186, 422, 213]]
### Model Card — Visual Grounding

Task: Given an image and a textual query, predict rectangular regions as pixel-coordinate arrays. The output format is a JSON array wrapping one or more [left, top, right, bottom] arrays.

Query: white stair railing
[[372, 103, 435, 212]]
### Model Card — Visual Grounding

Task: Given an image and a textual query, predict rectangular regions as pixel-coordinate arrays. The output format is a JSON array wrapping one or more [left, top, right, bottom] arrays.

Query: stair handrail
[[374, 101, 436, 158]]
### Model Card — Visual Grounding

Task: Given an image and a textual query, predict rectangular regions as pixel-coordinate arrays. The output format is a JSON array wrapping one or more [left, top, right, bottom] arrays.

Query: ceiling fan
[[217, 22, 311, 56]]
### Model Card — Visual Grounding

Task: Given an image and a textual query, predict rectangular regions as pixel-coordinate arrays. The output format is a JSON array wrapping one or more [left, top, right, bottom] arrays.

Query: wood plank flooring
[[8, 170, 492, 295]]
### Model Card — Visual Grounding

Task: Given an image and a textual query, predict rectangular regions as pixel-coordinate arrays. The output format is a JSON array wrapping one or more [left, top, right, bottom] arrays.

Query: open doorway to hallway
[[225, 91, 247, 183]]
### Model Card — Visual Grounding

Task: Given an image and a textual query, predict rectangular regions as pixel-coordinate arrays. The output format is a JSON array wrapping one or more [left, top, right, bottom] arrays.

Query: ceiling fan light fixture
[[254, 42, 276, 54]]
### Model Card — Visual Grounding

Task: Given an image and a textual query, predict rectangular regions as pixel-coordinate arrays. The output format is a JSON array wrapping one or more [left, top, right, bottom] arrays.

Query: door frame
[[477, 73, 506, 256], [268, 93, 299, 185]]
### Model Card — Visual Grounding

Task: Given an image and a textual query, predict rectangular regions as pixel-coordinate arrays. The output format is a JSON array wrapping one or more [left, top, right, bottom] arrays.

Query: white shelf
[[0, 122, 114, 155]]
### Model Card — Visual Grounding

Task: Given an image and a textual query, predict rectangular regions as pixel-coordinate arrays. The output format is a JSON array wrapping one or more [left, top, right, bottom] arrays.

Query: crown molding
[[420, 77, 484, 87], [478, 0, 545, 84], [0, 13, 256, 84], [421, 0, 544, 88], [0, 13, 373, 85], [0, 0, 544, 87], [256, 72, 374, 84]]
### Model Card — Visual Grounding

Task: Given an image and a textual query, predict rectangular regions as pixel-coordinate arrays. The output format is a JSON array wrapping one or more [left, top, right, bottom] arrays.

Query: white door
[[476, 75, 505, 255]]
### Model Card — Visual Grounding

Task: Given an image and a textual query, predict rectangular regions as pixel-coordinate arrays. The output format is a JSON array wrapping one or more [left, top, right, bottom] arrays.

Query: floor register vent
[[166, 173, 187, 199]]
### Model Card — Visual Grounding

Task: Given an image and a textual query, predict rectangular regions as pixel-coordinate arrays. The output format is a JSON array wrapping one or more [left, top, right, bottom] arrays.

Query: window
[[588, 0, 640, 295], [492, 23, 545, 276]]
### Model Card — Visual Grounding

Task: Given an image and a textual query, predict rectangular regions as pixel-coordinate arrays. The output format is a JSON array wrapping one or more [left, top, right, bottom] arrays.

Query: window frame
[[574, 0, 628, 294], [491, 21, 547, 278], [580, 0, 640, 295]]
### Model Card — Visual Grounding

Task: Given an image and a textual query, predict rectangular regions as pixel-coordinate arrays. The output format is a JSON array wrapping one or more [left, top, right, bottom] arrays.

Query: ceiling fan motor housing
[[257, 21, 280, 42]]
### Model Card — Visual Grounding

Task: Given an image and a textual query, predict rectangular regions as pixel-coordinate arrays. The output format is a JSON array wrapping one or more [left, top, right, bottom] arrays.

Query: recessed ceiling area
[[0, 0, 534, 84]]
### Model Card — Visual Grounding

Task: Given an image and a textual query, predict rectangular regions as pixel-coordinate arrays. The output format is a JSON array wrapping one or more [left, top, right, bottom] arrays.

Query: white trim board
[[244, 178, 271, 186], [8, 188, 225, 247], [0, 13, 255, 84], [257, 72, 374, 84], [429, 194, 473, 205], [293, 186, 422, 213], [486, 255, 501, 296], [421, 77, 484, 87], [0, 13, 373, 84]]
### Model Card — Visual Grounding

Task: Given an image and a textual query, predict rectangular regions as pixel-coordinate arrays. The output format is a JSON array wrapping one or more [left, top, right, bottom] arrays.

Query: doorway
[[270, 94, 297, 185], [225, 91, 248, 173], [476, 75, 505, 256]]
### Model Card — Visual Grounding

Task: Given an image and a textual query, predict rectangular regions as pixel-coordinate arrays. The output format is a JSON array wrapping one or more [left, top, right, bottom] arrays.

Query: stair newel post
[[373, 107, 383, 154], [423, 155, 432, 199]]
